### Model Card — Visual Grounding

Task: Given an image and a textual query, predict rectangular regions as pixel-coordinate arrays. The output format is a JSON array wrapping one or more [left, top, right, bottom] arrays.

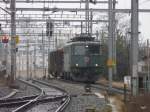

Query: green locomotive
[[48, 34, 106, 82]]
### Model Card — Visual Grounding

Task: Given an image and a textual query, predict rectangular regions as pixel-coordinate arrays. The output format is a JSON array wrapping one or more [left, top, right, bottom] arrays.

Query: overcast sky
[[118, 0, 150, 40], [0, 0, 150, 40]]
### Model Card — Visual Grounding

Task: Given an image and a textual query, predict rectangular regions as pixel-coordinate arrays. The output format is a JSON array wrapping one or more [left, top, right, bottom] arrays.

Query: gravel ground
[[26, 101, 62, 112], [0, 107, 17, 112], [0, 87, 12, 98], [68, 95, 105, 112], [0, 80, 41, 112], [32, 81, 64, 96], [19, 79, 67, 112], [44, 79, 106, 112], [0, 78, 106, 112], [12, 80, 40, 98], [126, 93, 150, 112]]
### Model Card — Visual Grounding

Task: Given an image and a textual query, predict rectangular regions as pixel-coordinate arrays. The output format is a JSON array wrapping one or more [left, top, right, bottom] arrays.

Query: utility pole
[[147, 40, 150, 92], [10, 0, 16, 84], [19, 53, 21, 77], [108, 0, 113, 89], [55, 35, 58, 49], [34, 41, 36, 78], [112, 0, 117, 79], [30, 48, 32, 79], [85, 0, 89, 34], [42, 30, 45, 78], [81, 21, 83, 34], [131, 0, 139, 96], [90, 11, 93, 34], [26, 38, 29, 80]]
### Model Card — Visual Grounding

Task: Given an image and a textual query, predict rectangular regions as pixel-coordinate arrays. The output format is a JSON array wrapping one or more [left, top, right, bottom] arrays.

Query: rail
[[12, 79, 44, 112], [32, 79, 71, 112]]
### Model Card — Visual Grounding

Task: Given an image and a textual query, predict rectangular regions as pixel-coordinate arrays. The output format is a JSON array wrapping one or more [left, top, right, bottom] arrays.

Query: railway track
[[0, 79, 70, 112], [57, 78, 129, 95], [0, 95, 38, 107], [39, 79, 107, 112], [0, 79, 43, 112], [0, 78, 127, 112], [31, 79, 70, 112], [91, 83, 130, 94], [42, 78, 131, 112], [11, 79, 44, 112]]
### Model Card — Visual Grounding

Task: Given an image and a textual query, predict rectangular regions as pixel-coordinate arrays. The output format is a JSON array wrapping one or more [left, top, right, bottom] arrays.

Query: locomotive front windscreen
[[74, 44, 100, 55], [74, 45, 85, 55], [87, 44, 100, 54]]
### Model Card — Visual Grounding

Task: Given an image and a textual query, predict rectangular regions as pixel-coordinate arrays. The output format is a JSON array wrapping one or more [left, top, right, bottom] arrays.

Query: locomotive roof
[[65, 41, 100, 47], [49, 41, 100, 53]]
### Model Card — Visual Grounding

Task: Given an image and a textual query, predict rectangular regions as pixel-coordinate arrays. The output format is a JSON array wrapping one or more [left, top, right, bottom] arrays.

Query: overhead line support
[[131, 0, 139, 96], [0, 0, 108, 3], [6, 8, 150, 13], [10, 0, 16, 84]]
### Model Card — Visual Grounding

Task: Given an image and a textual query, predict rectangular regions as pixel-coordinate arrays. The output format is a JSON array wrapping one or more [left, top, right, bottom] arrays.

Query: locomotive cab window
[[74, 45, 85, 55], [87, 45, 100, 54]]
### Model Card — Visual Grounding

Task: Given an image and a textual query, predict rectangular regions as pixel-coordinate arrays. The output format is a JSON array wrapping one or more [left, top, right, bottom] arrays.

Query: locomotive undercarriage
[[51, 67, 100, 83]]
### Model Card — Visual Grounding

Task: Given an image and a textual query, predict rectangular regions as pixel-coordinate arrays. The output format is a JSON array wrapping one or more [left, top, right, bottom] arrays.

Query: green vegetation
[[99, 14, 131, 81]]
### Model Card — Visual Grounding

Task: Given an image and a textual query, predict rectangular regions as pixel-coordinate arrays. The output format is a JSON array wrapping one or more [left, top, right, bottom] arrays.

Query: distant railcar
[[48, 49, 63, 77], [48, 34, 106, 82]]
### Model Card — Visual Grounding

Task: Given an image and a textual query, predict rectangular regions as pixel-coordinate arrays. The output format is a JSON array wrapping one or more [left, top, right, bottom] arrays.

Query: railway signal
[[46, 20, 54, 37], [0, 23, 1, 30], [2, 35, 9, 43]]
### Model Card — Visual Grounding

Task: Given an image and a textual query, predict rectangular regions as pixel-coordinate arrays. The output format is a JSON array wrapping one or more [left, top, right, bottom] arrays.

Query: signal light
[[46, 21, 54, 37], [2, 35, 9, 43], [16, 47, 18, 52]]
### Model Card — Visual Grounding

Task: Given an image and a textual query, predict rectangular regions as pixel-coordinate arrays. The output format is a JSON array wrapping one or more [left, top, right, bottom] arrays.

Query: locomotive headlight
[[76, 64, 79, 67], [95, 64, 98, 67]]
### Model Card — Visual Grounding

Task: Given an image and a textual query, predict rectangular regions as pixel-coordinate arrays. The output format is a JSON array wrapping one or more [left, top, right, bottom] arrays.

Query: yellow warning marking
[[15, 35, 20, 44], [107, 59, 116, 67]]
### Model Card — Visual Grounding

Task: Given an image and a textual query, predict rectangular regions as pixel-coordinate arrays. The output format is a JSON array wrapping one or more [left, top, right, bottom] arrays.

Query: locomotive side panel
[[63, 46, 71, 72]]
